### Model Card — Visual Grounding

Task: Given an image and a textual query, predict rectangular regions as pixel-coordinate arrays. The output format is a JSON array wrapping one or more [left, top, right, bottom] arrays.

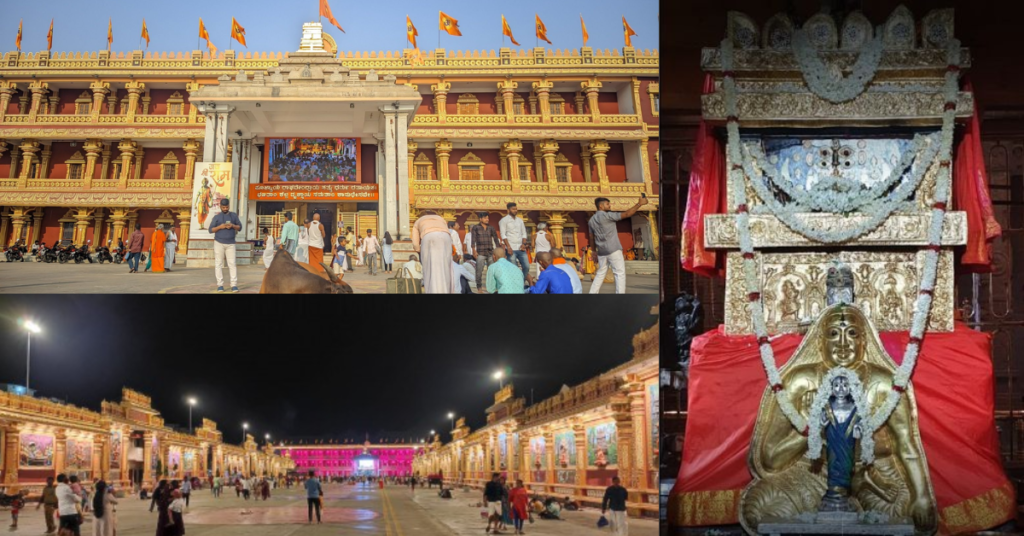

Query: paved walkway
[[0, 261, 659, 294], [410, 486, 658, 536]]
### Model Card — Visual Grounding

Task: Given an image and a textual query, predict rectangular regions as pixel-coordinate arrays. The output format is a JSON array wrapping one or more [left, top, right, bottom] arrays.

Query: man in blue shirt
[[279, 211, 299, 255], [304, 470, 322, 524], [528, 252, 573, 294], [208, 198, 242, 292]]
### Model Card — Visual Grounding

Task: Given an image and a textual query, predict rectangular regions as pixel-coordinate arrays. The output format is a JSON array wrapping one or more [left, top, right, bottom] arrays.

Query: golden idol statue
[[739, 304, 938, 535]]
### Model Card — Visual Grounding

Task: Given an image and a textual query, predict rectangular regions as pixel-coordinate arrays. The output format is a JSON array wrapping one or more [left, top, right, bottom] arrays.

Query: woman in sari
[[151, 225, 167, 273]]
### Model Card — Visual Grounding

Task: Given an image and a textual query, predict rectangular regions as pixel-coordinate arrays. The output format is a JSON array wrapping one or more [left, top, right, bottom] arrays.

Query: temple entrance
[[307, 204, 335, 254], [353, 452, 378, 477]]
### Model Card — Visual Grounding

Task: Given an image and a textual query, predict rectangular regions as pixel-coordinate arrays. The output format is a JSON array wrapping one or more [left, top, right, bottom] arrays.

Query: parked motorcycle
[[57, 244, 75, 264], [96, 242, 114, 264], [41, 242, 60, 263], [4, 244, 25, 262], [0, 490, 26, 511], [113, 241, 127, 264], [74, 242, 94, 264]]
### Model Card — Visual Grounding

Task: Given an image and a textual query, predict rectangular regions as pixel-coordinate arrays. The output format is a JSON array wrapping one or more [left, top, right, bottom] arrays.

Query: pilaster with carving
[[0, 142, 7, 176], [574, 91, 586, 115], [1, 423, 20, 486], [499, 146, 508, 182], [54, 430, 68, 476], [7, 146, 18, 180], [92, 210, 105, 247], [108, 208, 128, 246], [17, 140, 40, 186], [435, 139, 453, 191], [543, 427, 556, 487], [82, 139, 103, 189], [182, 139, 200, 186], [498, 80, 519, 124], [581, 145, 593, 182], [588, 140, 611, 194], [73, 208, 93, 246], [628, 387, 650, 490], [639, 138, 653, 196], [573, 422, 586, 488], [27, 82, 49, 122], [0, 82, 16, 124], [176, 209, 191, 255], [89, 81, 110, 123], [93, 434, 106, 480], [106, 93, 118, 116], [533, 80, 554, 123], [186, 82, 201, 122], [581, 78, 603, 124], [407, 141, 418, 205], [546, 211, 567, 249], [6, 207, 29, 247], [38, 145, 52, 179], [141, 91, 152, 116], [99, 143, 111, 182], [31, 209, 43, 245], [503, 139, 523, 193], [125, 82, 145, 123], [142, 431, 154, 483], [117, 140, 137, 189], [431, 82, 451, 123], [539, 139, 560, 194], [611, 400, 638, 502]]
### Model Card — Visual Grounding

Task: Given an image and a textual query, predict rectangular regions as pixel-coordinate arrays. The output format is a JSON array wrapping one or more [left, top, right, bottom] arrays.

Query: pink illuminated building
[[276, 441, 419, 477]]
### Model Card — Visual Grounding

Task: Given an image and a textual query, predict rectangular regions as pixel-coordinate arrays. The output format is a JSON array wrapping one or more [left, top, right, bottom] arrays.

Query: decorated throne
[[670, 6, 1011, 536]]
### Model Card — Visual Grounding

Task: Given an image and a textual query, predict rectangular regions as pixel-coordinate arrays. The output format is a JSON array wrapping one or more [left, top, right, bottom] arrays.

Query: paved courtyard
[[0, 261, 658, 294], [5, 483, 657, 535]]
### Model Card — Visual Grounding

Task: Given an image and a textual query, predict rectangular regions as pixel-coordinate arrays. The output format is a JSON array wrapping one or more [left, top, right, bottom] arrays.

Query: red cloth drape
[[669, 323, 1015, 535], [954, 80, 1002, 273], [680, 74, 727, 277]]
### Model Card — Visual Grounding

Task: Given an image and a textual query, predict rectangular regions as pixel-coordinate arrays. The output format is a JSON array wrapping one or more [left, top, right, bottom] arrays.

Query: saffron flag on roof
[[501, 15, 520, 47], [141, 19, 150, 49], [535, 14, 551, 45], [47, 19, 54, 52], [15, 19, 22, 52], [439, 11, 461, 36], [231, 17, 247, 48], [320, 0, 345, 34], [407, 16, 418, 48], [622, 16, 637, 47], [581, 14, 589, 47]]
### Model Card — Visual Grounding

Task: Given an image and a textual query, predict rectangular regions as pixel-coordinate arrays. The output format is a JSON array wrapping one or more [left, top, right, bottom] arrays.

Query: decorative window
[[61, 222, 74, 243], [456, 94, 479, 115], [166, 91, 185, 115], [561, 225, 579, 256], [74, 91, 93, 115], [158, 151, 180, 180], [65, 151, 86, 180], [413, 153, 434, 180], [512, 100, 525, 115], [120, 98, 130, 115], [554, 153, 572, 182], [648, 82, 659, 116], [548, 94, 565, 115], [110, 163, 122, 180], [496, 93, 527, 115], [457, 152, 484, 181], [518, 163, 533, 182]]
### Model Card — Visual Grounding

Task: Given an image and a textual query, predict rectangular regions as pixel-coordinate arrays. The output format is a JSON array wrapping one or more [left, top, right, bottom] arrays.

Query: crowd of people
[[267, 147, 357, 183]]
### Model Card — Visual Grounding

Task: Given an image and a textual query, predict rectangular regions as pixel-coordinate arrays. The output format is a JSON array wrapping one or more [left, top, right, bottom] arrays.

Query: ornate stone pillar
[[99, 143, 111, 182], [2, 423, 21, 486], [573, 422, 586, 489], [142, 432, 154, 484], [498, 80, 518, 123], [532, 80, 554, 123], [133, 147, 145, 181], [93, 435, 105, 480], [48, 96, 58, 115], [581, 145, 593, 182], [90, 81, 110, 123], [528, 92, 538, 116], [31, 209, 43, 246], [407, 141, 418, 205], [0, 212, 9, 247], [93, 210, 105, 247], [141, 91, 152, 115], [0, 82, 16, 124], [109, 208, 128, 246], [435, 139, 452, 191], [7, 145, 19, 180], [182, 139, 200, 184], [629, 389, 650, 491], [546, 212, 566, 248], [117, 139, 137, 189], [640, 137, 653, 197], [611, 401, 638, 496], [588, 140, 611, 193], [499, 147, 508, 181], [532, 141, 543, 182], [17, 94, 28, 115], [581, 78, 603, 123], [574, 91, 586, 115], [83, 139, 103, 189], [106, 93, 118, 116], [74, 208, 93, 246], [27, 82, 48, 122], [539, 139, 559, 193], [54, 430, 68, 476], [125, 81, 145, 123], [543, 427, 556, 487], [38, 145, 52, 179], [176, 209, 191, 255], [126, 211, 139, 240], [431, 82, 450, 123], [0, 142, 7, 174], [502, 139, 523, 193], [17, 140, 40, 187]]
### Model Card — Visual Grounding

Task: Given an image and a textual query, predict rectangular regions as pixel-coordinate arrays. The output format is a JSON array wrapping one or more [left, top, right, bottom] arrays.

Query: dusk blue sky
[[3, 0, 659, 55]]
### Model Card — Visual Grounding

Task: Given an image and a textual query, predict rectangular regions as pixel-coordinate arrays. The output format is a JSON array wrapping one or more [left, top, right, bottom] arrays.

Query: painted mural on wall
[[183, 451, 195, 474], [555, 431, 577, 468], [497, 433, 508, 470], [65, 439, 93, 470], [109, 431, 122, 470], [168, 451, 182, 476], [587, 422, 618, 468], [529, 437, 546, 470], [189, 162, 234, 240], [150, 436, 159, 472], [19, 433, 54, 469]]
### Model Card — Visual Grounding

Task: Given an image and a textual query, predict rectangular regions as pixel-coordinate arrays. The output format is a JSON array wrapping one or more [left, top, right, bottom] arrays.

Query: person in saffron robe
[[151, 225, 167, 273]]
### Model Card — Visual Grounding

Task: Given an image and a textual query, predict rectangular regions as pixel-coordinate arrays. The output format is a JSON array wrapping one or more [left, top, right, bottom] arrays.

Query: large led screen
[[265, 138, 360, 182]]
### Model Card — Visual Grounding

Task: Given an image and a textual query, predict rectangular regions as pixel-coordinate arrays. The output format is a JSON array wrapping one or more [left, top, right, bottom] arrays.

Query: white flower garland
[[805, 367, 877, 465], [721, 36, 962, 439], [792, 29, 884, 103]]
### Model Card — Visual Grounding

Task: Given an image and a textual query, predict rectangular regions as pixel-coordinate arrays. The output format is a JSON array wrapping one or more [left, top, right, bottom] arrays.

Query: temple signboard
[[248, 183, 379, 201]]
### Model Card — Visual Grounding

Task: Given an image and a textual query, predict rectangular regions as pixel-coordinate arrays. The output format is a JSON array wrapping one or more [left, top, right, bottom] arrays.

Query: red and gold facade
[[0, 387, 293, 492], [413, 321, 659, 518], [0, 37, 659, 262]]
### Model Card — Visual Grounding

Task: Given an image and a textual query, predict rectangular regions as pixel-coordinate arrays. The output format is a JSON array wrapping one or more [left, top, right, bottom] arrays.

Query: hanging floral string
[[720, 35, 961, 438], [792, 29, 884, 103]]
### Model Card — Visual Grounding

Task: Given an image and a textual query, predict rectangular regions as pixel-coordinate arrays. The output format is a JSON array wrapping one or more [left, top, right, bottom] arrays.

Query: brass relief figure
[[879, 274, 905, 326], [778, 279, 802, 322], [739, 304, 937, 535]]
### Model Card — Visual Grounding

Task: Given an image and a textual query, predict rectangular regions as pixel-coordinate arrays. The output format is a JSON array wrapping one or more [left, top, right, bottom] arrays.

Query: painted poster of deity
[[554, 431, 577, 468], [189, 162, 234, 240], [587, 423, 618, 468], [649, 384, 659, 464], [183, 452, 195, 474], [150, 436, 159, 471], [109, 431, 122, 470], [168, 451, 182, 476], [497, 433, 508, 470], [529, 437, 546, 470], [65, 439, 93, 470], [19, 433, 54, 468]]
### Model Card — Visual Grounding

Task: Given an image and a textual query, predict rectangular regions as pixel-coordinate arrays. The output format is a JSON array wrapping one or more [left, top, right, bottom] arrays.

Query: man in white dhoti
[[165, 226, 178, 271], [296, 220, 310, 263], [262, 227, 276, 269], [412, 213, 454, 294]]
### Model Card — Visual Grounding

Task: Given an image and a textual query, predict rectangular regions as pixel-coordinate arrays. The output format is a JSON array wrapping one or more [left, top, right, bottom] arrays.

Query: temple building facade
[[411, 320, 659, 518], [0, 24, 659, 266], [0, 387, 294, 492], [276, 442, 417, 478]]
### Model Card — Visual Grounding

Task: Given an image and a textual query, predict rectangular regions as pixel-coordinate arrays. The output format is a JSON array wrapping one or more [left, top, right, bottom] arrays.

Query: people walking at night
[[55, 474, 80, 536], [180, 478, 191, 508], [486, 248, 525, 295], [551, 248, 583, 294], [305, 470, 322, 524], [37, 475, 58, 534], [509, 480, 529, 535], [601, 476, 629, 536], [165, 489, 185, 536], [279, 211, 299, 256], [91, 480, 117, 536], [499, 475, 513, 531], [151, 224, 167, 273], [296, 219, 310, 264], [165, 226, 178, 271], [212, 475, 222, 498], [150, 480, 167, 512], [527, 252, 573, 294], [208, 198, 241, 292], [588, 196, 647, 294], [483, 473, 504, 534], [308, 212, 325, 268], [471, 212, 502, 293], [241, 476, 251, 500], [262, 227, 276, 269], [363, 229, 380, 276], [382, 231, 395, 274], [500, 202, 530, 282], [412, 213, 454, 294], [127, 223, 145, 274]]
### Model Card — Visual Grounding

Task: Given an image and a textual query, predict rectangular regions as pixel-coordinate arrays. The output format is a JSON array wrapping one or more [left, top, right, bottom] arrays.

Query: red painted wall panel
[[596, 92, 619, 115], [648, 139, 660, 186], [360, 144, 377, 183], [138, 147, 186, 180], [638, 79, 659, 125], [417, 94, 433, 115], [46, 142, 80, 180], [605, 143, 627, 182]]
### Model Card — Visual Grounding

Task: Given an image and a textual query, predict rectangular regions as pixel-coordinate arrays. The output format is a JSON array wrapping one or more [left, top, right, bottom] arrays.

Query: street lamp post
[[22, 320, 41, 391], [493, 370, 505, 388], [242, 422, 249, 443], [447, 412, 455, 431], [187, 398, 197, 434], [264, 433, 271, 446]]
